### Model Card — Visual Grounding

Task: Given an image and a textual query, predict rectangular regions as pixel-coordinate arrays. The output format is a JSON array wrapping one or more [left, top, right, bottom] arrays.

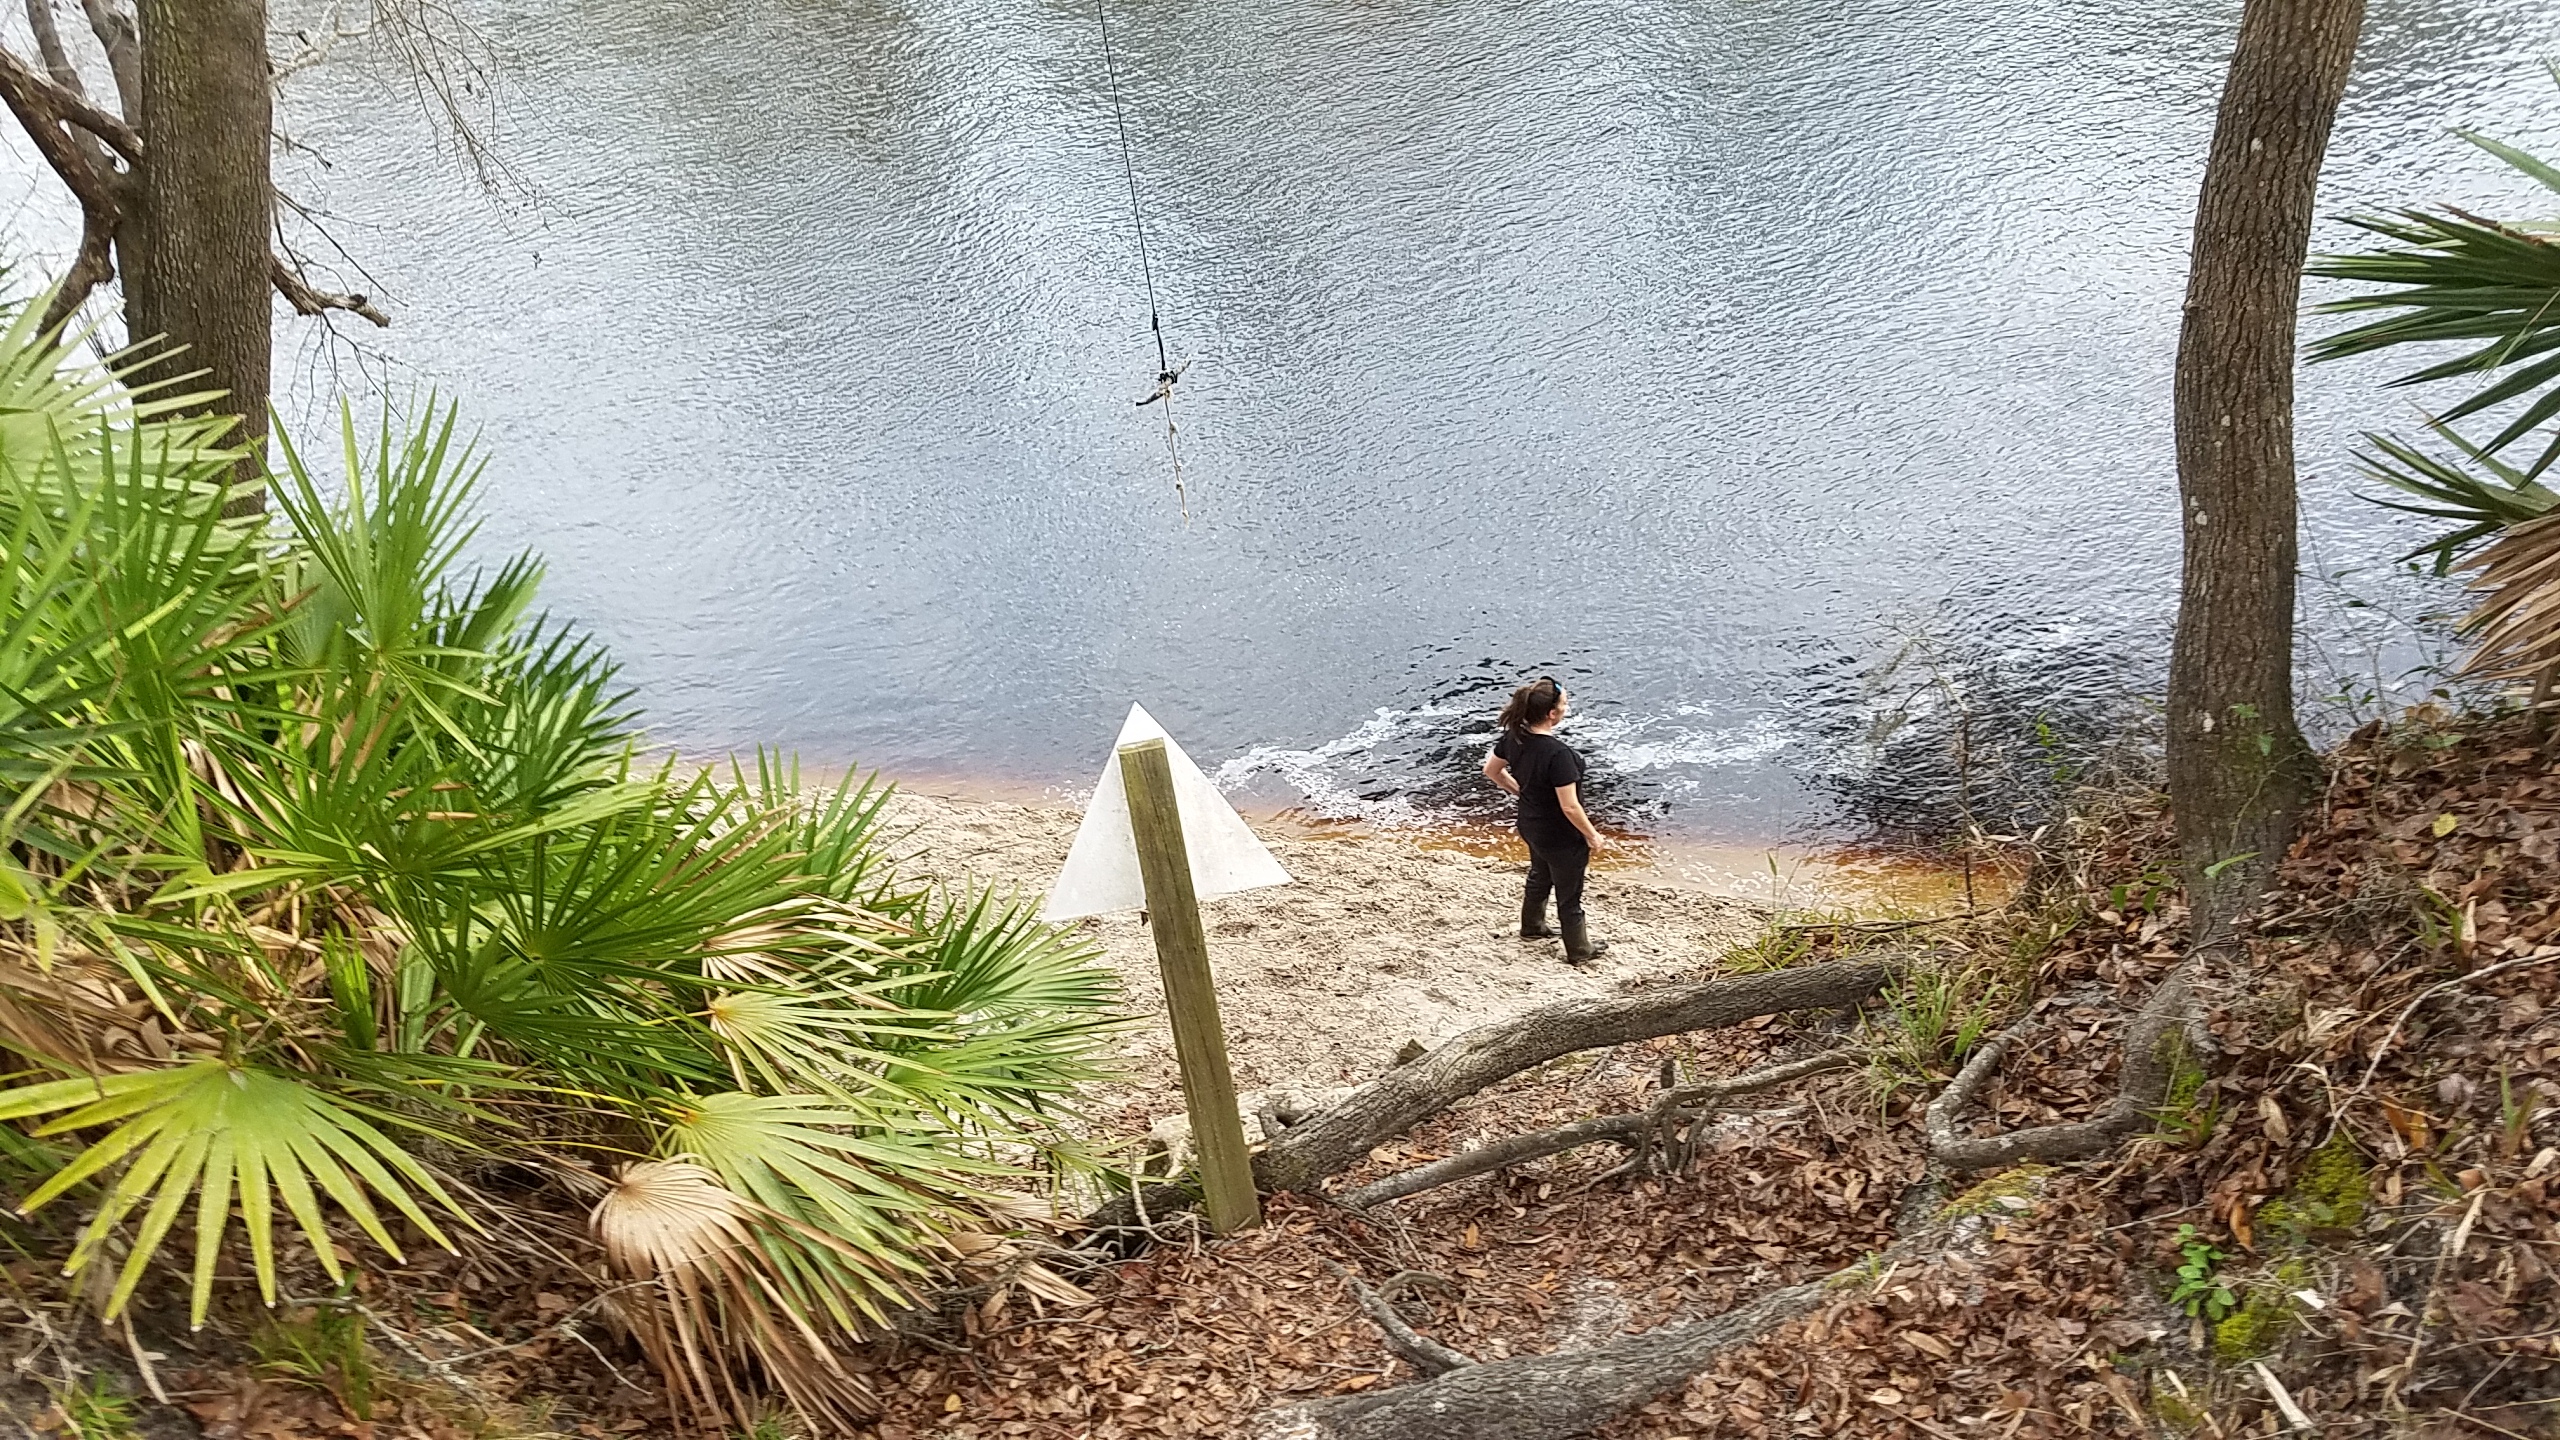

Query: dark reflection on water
[[8, 0, 2551, 842]]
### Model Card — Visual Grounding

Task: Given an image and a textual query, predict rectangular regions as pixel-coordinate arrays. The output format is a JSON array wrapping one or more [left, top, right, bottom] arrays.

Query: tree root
[[1279, 1166, 2049, 1440], [1281, 1276, 1831, 1440], [1344, 1048, 1857, 1208], [1321, 1261, 1474, 1377], [1927, 958, 2199, 1172]]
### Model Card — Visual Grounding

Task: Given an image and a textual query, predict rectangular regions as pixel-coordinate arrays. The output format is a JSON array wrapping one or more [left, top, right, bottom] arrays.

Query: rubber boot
[[1562, 915, 1610, 965], [1520, 897, 1557, 940]]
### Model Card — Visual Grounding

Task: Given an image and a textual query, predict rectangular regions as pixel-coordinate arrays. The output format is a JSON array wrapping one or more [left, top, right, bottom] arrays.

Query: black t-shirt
[[1494, 730, 1587, 850]]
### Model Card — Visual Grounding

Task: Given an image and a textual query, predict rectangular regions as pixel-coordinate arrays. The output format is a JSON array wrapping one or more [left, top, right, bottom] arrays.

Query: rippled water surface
[[18, 0, 2560, 839]]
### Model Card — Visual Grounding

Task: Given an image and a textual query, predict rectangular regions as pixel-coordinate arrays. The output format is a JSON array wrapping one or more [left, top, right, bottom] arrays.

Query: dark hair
[[1499, 677, 1565, 739]]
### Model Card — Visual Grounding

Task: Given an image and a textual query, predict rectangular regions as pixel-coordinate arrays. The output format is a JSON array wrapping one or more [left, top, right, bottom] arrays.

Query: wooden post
[[1118, 737, 1261, 1233]]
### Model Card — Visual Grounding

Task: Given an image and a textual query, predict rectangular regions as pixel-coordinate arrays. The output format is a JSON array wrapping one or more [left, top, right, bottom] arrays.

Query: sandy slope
[[883, 791, 1768, 1121]]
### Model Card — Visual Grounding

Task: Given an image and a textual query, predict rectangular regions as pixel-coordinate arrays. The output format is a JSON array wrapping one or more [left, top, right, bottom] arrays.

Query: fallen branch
[[1345, 1048, 1857, 1208], [1322, 1261, 1473, 1377], [1257, 958, 1895, 1193], [1082, 959, 1894, 1241], [1928, 959, 2198, 1172]]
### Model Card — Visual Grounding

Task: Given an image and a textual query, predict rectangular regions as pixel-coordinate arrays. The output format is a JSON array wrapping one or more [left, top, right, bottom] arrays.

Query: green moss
[[2211, 1259, 2313, 1364], [1937, 1163, 2051, 1219], [2152, 1034, 2217, 1146], [2212, 1289, 2293, 1362], [2149, 1382, 2206, 1435], [2256, 1133, 2369, 1244]]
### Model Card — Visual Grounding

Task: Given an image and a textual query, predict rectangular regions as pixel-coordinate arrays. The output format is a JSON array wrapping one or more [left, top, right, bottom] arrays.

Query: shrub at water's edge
[[0, 296, 1120, 1430]]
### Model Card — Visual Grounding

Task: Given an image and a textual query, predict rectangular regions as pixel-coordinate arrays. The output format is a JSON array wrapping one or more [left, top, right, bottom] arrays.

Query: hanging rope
[[1094, 0, 1190, 520]]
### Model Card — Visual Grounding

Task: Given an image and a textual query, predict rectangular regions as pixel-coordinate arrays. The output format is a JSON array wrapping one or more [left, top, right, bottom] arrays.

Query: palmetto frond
[[591, 1158, 879, 1431], [663, 1091, 1003, 1315], [0, 1061, 473, 1325], [2460, 510, 2560, 681], [0, 292, 1120, 1427], [2313, 119, 2560, 649], [2348, 418, 2560, 572], [2312, 129, 2560, 481]]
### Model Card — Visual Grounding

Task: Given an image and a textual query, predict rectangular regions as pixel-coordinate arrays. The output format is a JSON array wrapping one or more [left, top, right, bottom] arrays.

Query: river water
[[13, 0, 2560, 843]]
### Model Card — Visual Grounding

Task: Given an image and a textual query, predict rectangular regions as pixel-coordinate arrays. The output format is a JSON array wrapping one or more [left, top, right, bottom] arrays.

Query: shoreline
[[880, 788, 1777, 1127], [862, 765, 1991, 914]]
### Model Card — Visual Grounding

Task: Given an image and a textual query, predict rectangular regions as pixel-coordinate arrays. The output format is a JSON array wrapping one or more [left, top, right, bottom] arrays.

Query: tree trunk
[[126, 0, 272, 502], [2165, 0, 2363, 938]]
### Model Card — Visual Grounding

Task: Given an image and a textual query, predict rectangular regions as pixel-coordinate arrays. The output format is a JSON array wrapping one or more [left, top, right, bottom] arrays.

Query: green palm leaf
[[665, 1091, 1006, 1323], [0, 1061, 474, 1325]]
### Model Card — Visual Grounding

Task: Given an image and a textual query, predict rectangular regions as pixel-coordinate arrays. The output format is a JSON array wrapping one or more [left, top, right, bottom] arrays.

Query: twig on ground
[[2353, 954, 2560, 1097], [2252, 1360, 2314, 1432], [118, 1313, 166, 1404]]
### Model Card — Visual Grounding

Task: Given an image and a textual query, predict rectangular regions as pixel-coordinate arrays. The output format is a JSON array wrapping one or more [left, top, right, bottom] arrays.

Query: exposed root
[[1928, 958, 2199, 1172], [1322, 1260, 1474, 1378]]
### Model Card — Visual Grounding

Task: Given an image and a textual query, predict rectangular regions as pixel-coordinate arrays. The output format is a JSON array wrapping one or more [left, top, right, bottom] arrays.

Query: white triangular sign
[[1041, 705, 1292, 921]]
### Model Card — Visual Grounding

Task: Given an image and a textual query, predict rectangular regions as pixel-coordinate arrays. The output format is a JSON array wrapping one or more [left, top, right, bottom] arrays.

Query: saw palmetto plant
[[0, 295, 1117, 1432], [2311, 118, 2560, 689]]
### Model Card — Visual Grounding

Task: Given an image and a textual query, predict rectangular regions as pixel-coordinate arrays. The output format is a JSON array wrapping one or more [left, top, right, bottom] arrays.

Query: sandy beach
[[884, 790, 1771, 1123]]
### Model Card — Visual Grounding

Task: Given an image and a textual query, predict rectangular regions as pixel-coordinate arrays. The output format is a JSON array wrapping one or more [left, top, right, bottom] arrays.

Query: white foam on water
[[1212, 700, 1810, 827], [1210, 700, 1483, 827]]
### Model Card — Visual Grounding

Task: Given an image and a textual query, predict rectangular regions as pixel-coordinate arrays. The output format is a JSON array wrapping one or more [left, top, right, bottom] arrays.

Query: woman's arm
[[1483, 752, 1519, 797], [1556, 783, 1607, 851]]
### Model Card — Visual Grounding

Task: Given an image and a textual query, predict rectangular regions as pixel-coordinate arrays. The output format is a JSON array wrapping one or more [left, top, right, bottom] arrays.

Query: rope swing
[[1093, 0, 1191, 520]]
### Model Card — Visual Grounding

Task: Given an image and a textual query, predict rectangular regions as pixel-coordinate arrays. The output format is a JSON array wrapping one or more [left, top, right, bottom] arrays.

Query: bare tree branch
[[1255, 959, 1897, 1194], [1275, 1186, 2042, 1440], [0, 39, 135, 165], [75, 0, 137, 119], [1288, 1272, 1834, 1440], [0, 41, 123, 330], [25, 0, 86, 93], [270, 254, 389, 326], [1082, 960, 1897, 1250]]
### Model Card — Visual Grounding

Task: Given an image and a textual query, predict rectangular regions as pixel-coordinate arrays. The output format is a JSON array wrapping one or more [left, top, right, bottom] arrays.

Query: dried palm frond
[[2460, 510, 2560, 683], [591, 1158, 878, 1432]]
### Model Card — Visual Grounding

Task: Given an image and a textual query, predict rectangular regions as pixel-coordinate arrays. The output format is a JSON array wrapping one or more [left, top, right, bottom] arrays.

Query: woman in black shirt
[[1481, 677, 1610, 963]]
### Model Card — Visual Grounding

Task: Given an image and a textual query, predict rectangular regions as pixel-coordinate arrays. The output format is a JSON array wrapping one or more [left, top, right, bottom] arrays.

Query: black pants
[[1523, 837, 1591, 925]]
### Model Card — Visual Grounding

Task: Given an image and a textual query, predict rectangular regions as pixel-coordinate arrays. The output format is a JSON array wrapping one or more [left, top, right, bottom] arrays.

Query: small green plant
[[252, 1304, 378, 1420], [2214, 1258, 2315, 1363], [57, 1374, 140, 1440], [2169, 1225, 2237, 1324], [1715, 926, 1814, 974], [740, 1406, 805, 1440], [2502, 1066, 2536, 1159], [1869, 956, 2020, 1105], [2411, 884, 2464, 951], [2107, 859, 2180, 918]]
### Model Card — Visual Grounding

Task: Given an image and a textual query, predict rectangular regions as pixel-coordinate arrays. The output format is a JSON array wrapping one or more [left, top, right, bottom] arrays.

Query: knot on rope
[[1135, 358, 1189, 408]]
